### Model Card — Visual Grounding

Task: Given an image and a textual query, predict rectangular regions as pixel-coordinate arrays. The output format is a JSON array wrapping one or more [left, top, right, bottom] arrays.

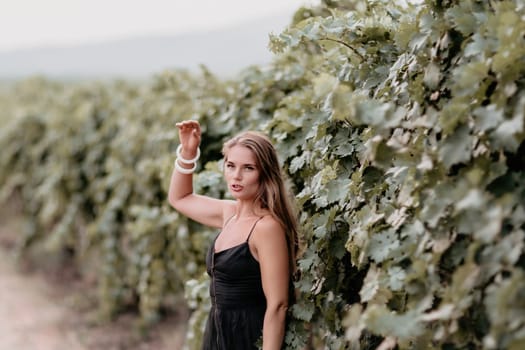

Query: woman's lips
[[231, 184, 243, 192]]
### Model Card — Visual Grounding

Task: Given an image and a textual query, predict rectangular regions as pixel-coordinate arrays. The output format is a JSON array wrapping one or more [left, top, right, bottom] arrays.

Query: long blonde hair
[[222, 131, 299, 271]]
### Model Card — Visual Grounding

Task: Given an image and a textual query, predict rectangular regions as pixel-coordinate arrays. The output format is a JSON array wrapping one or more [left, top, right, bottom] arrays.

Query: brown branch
[[319, 37, 365, 61]]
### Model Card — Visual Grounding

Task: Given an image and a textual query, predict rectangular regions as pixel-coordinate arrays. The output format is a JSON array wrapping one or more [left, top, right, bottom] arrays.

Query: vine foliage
[[1, 0, 524, 349]]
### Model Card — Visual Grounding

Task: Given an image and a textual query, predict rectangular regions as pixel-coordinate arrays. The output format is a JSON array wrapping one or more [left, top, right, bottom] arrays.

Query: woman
[[168, 120, 298, 350]]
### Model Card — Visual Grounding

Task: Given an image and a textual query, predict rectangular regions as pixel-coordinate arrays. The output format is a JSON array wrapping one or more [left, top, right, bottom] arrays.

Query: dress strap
[[246, 216, 264, 242], [223, 214, 236, 228], [215, 214, 236, 241]]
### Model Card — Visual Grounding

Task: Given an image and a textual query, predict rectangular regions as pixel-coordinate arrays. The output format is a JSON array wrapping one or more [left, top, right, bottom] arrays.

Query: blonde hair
[[222, 131, 299, 271]]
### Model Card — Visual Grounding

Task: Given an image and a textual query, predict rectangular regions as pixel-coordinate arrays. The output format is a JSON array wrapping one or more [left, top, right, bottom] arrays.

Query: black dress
[[202, 217, 266, 350]]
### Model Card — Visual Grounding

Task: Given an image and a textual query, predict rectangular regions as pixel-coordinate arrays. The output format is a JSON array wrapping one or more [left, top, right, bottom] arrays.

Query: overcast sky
[[0, 0, 316, 52]]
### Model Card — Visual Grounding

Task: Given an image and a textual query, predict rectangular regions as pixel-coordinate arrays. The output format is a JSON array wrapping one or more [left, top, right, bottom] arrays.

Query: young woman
[[168, 120, 298, 350]]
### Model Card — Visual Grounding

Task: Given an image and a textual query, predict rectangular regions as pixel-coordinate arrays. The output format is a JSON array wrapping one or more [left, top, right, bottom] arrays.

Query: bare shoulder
[[258, 215, 283, 231], [253, 216, 286, 245], [251, 216, 288, 265]]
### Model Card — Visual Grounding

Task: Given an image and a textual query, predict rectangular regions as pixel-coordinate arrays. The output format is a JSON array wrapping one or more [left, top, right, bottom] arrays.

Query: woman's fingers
[[175, 120, 199, 126], [176, 120, 200, 132], [175, 120, 201, 148]]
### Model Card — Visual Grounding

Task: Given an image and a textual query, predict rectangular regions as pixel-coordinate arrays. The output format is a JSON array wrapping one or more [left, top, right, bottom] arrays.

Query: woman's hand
[[176, 120, 201, 157], [169, 119, 229, 229]]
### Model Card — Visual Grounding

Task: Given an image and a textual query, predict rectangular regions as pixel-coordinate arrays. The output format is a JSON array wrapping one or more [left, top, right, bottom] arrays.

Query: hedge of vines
[[1, 0, 524, 349]]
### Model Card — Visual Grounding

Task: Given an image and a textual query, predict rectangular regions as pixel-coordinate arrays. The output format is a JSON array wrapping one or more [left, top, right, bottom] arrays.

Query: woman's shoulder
[[252, 216, 287, 254], [255, 215, 285, 236]]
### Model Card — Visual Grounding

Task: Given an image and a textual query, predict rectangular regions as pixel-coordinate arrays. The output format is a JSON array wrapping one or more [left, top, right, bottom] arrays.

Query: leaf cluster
[[1, 0, 525, 349]]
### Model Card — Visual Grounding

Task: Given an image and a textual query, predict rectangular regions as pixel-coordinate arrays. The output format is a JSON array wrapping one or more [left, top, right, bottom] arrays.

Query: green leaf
[[360, 265, 380, 303], [464, 33, 489, 58], [484, 270, 525, 338], [438, 124, 474, 168], [368, 229, 400, 263], [355, 99, 395, 127], [313, 73, 339, 100], [452, 61, 490, 97], [473, 104, 505, 132], [387, 266, 407, 291], [420, 184, 454, 228], [364, 304, 424, 340], [325, 177, 351, 204], [292, 300, 316, 322], [329, 83, 355, 122], [423, 62, 441, 90], [446, 5, 479, 36], [490, 96, 525, 151]]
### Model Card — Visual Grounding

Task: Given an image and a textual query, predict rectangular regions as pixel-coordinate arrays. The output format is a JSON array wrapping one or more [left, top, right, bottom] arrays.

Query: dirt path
[[0, 208, 188, 350], [0, 254, 87, 350]]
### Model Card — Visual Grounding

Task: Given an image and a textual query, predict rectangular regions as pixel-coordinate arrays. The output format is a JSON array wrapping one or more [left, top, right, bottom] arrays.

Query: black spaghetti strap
[[223, 214, 236, 228], [215, 214, 236, 242], [246, 216, 264, 242]]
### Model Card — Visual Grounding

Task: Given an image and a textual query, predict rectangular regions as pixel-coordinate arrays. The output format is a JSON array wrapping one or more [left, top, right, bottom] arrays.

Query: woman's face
[[224, 145, 261, 201]]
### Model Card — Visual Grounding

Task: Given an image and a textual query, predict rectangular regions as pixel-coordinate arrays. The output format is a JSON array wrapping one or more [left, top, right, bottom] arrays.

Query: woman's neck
[[234, 200, 264, 219]]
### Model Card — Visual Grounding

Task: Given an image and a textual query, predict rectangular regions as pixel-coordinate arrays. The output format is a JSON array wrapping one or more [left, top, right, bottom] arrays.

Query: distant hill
[[0, 13, 293, 80]]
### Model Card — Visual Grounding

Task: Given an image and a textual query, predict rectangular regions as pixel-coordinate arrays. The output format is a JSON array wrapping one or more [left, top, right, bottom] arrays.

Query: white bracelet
[[176, 145, 200, 164], [174, 158, 197, 175]]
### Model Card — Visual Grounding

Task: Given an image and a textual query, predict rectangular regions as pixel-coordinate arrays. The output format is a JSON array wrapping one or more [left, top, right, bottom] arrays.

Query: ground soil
[[0, 207, 189, 350]]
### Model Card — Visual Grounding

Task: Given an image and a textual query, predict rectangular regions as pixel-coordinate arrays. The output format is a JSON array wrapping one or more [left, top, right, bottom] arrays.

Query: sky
[[0, 0, 316, 52]]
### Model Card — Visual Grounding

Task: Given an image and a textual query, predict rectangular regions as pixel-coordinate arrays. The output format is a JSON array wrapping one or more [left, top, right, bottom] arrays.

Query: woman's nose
[[233, 168, 242, 179]]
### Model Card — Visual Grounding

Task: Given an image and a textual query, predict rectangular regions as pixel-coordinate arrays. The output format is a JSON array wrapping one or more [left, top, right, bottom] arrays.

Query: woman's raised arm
[[168, 120, 230, 228]]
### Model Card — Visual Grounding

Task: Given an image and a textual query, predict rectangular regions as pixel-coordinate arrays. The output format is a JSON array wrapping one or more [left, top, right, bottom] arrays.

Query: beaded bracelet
[[174, 158, 197, 175], [176, 144, 201, 164]]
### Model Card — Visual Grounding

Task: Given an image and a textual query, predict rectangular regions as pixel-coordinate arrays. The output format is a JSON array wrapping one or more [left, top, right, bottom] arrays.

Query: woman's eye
[[226, 164, 234, 169]]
